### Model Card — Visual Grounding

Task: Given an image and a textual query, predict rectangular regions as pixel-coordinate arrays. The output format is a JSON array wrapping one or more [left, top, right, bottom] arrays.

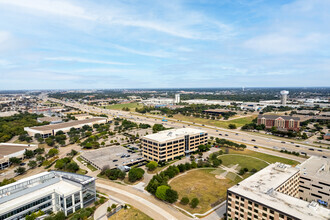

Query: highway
[[47, 97, 330, 159]]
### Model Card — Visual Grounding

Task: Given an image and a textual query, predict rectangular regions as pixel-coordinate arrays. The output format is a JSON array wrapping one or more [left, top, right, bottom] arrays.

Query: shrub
[[165, 189, 178, 203], [190, 198, 199, 208], [155, 185, 170, 200], [146, 161, 158, 171], [128, 168, 145, 182]]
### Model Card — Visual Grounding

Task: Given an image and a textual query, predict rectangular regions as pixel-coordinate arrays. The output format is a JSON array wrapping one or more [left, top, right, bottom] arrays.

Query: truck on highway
[[162, 117, 168, 122]]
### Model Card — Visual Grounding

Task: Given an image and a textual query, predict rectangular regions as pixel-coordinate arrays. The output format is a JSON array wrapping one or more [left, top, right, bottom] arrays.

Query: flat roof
[[37, 116, 62, 122], [298, 156, 330, 181], [27, 117, 107, 132], [0, 143, 37, 159], [143, 128, 206, 142], [81, 146, 144, 169], [229, 163, 330, 219]]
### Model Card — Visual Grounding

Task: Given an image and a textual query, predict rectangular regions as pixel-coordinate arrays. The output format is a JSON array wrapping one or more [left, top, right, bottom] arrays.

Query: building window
[[279, 214, 284, 218], [311, 193, 322, 199], [263, 207, 267, 211]]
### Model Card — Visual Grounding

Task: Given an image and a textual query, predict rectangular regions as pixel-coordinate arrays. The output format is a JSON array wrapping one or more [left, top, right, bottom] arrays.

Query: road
[[48, 97, 330, 159]]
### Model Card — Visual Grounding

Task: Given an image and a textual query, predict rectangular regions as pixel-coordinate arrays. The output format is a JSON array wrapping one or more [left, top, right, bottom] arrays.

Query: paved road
[[96, 180, 191, 220]]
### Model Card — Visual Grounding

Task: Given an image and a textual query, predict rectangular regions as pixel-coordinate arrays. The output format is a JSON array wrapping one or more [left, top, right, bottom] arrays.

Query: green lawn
[[171, 114, 256, 129], [225, 149, 300, 166], [76, 156, 98, 172], [170, 168, 240, 214], [219, 154, 269, 171], [102, 102, 142, 111]]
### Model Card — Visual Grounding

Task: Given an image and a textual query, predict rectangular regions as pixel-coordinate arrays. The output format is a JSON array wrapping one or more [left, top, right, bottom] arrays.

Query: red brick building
[[257, 115, 300, 131]]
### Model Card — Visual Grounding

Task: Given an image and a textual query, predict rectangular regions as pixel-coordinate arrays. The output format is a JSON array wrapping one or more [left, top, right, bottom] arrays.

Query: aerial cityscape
[[0, 1, 329, 220]]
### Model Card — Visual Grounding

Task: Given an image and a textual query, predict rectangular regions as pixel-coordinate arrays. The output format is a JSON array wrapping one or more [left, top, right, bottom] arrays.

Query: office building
[[280, 90, 289, 105], [141, 128, 208, 162], [298, 156, 330, 208], [257, 115, 300, 131], [226, 161, 330, 220], [0, 143, 38, 170], [0, 171, 96, 219], [175, 94, 180, 104], [24, 117, 107, 138]]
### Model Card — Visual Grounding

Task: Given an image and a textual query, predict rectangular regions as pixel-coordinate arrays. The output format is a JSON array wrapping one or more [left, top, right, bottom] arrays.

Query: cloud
[[44, 57, 133, 65], [111, 44, 173, 58], [243, 33, 323, 54]]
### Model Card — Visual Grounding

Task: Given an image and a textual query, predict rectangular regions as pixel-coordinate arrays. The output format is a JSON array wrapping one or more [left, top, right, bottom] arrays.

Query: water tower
[[280, 90, 289, 105]]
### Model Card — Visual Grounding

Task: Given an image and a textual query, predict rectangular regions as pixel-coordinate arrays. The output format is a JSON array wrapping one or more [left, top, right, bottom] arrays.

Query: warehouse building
[[24, 117, 108, 138], [141, 128, 208, 162], [226, 159, 330, 220], [0, 171, 96, 219], [0, 143, 38, 170]]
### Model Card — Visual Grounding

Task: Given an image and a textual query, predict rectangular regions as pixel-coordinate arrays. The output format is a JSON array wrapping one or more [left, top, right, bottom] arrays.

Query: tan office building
[[141, 128, 208, 162], [227, 162, 330, 220], [298, 156, 330, 208]]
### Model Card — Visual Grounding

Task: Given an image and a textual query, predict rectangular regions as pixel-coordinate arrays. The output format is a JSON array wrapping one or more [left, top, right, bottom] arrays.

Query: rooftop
[[228, 163, 330, 219], [0, 143, 37, 159], [258, 114, 300, 120], [298, 156, 330, 181], [26, 117, 107, 131], [37, 116, 62, 122], [143, 128, 206, 142]]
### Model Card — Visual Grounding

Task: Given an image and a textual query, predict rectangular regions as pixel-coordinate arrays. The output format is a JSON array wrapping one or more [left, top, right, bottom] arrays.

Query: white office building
[[0, 171, 96, 220]]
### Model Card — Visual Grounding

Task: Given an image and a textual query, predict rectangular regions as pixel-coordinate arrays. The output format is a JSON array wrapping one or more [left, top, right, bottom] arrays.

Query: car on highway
[[295, 145, 300, 147], [219, 134, 222, 136], [322, 156, 327, 158], [216, 130, 218, 132], [235, 133, 238, 135], [254, 146, 258, 149], [291, 142, 294, 144], [225, 134, 228, 136], [281, 141, 286, 144], [301, 152, 306, 155], [308, 148, 314, 151], [317, 149, 323, 152], [251, 139, 256, 142]]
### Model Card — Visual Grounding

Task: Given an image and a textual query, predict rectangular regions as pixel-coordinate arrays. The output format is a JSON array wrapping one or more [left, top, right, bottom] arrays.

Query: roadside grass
[[171, 114, 256, 129], [76, 168, 87, 175], [170, 168, 240, 214], [108, 205, 152, 220], [76, 156, 98, 172], [218, 154, 269, 171], [103, 102, 142, 111], [225, 149, 300, 166]]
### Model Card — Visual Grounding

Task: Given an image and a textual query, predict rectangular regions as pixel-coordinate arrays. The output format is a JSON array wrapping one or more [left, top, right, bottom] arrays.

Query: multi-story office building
[[257, 115, 300, 131], [226, 161, 330, 220], [141, 128, 208, 162], [0, 171, 96, 220], [298, 156, 330, 208]]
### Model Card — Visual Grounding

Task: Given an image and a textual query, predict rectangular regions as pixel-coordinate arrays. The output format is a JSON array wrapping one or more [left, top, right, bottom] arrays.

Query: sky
[[0, 0, 329, 90]]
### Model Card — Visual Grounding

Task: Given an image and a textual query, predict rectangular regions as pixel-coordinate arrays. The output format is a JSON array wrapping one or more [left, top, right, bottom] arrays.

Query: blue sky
[[0, 0, 329, 90]]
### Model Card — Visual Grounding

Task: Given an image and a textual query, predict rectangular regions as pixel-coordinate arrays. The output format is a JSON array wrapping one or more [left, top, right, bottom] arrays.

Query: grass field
[[170, 169, 239, 214], [171, 114, 256, 129], [109, 206, 152, 220], [225, 149, 300, 166], [103, 102, 142, 111], [219, 154, 269, 171]]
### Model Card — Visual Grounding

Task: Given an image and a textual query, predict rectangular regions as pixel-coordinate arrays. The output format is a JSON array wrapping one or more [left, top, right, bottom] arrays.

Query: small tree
[[180, 197, 189, 205], [15, 166, 26, 175], [47, 148, 59, 157], [165, 189, 178, 203], [28, 160, 37, 169], [228, 124, 237, 129], [190, 198, 199, 208], [155, 185, 170, 201], [9, 157, 21, 165], [128, 168, 145, 182], [146, 161, 158, 171]]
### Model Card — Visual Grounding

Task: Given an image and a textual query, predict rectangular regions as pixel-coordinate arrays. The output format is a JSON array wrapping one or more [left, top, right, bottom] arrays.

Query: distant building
[[324, 133, 330, 140], [175, 94, 180, 104], [257, 115, 300, 131], [141, 128, 208, 162], [226, 161, 330, 220], [24, 117, 107, 138], [280, 90, 289, 105], [0, 143, 38, 170], [37, 116, 63, 124], [0, 171, 96, 219]]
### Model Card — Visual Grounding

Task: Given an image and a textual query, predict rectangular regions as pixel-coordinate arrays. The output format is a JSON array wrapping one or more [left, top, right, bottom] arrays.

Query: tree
[[9, 157, 21, 165], [152, 124, 167, 133], [24, 150, 34, 159], [45, 137, 55, 146], [302, 133, 308, 139], [47, 148, 59, 157], [190, 198, 199, 208], [180, 197, 189, 205], [15, 166, 26, 175], [128, 168, 145, 182], [35, 147, 45, 155], [155, 185, 170, 200], [28, 160, 37, 169], [36, 155, 45, 163], [66, 162, 79, 172], [146, 161, 158, 171], [165, 188, 178, 203], [228, 124, 237, 129]]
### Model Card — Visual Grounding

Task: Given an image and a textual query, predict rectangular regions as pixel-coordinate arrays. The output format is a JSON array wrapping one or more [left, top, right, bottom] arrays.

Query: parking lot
[[81, 145, 146, 170]]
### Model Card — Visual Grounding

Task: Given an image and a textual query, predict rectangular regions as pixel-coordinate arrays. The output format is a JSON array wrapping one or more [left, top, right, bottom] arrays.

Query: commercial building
[[257, 115, 300, 131], [141, 128, 208, 162], [298, 156, 330, 208], [226, 162, 330, 220], [0, 143, 38, 170], [24, 117, 107, 138], [0, 171, 96, 219], [37, 116, 63, 124]]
